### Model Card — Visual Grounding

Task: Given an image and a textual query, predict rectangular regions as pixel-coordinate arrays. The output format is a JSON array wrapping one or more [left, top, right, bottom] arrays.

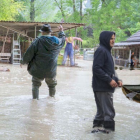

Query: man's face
[[110, 34, 115, 47]]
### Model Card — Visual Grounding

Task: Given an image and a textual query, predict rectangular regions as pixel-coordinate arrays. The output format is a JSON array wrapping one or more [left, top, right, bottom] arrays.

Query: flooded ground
[[0, 60, 140, 140]]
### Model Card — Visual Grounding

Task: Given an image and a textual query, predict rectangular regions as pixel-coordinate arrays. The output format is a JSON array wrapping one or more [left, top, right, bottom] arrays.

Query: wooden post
[[1, 28, 9, 53], [139, 48, 140, 63], [115, 49, 116, 57], [123, 49, 124, 59], [79, 40, 82, 55], [129, 49, 131, 63], [136, 47, 137, 58], [74, 27, 77, 64], [35, 26, 36, 38]]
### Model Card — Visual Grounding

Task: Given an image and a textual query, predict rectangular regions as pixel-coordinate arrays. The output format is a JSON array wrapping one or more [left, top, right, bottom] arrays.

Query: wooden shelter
[[112, 30, 140, 67], [0, 20, 85, 64]]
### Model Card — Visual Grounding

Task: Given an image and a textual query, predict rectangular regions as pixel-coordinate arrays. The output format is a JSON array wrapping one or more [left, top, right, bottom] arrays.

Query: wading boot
[[49, 88, 56, 97], [103, 121, 115, 132], [32, 92, 39, 100], [32, 86, 39, 100], [93, 120, 104, 128], [91, 120, 104, 133]]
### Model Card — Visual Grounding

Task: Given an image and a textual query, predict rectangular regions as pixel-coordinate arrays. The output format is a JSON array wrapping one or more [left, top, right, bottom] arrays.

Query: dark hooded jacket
[[92, 31, 119, 92], [21, 31, 65, 79]]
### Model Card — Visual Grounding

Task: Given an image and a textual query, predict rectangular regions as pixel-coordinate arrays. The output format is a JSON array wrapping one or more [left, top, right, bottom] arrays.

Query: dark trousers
[[93, 92, 115, 131], [32, 76, 57, 99]]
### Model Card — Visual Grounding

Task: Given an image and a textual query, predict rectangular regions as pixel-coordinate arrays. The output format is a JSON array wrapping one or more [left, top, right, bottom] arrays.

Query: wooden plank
[[0, 53, 11, 56]]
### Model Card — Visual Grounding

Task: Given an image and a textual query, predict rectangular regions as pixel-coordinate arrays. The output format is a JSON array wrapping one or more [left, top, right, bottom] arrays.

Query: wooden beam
[[0, 24, 34, 40]]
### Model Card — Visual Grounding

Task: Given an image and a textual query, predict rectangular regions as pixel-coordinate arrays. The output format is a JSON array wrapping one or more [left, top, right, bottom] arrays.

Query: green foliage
[[0, 0, 23, 21], [1, 0, 140, 48], [35, 0, 57, 22], [86, 0, 140, 45], [82, 38, 95, 48]]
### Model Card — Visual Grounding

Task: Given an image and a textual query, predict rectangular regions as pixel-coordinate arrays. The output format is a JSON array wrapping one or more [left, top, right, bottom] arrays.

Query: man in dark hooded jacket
[[20, 24, 65, 99], [92, 31, 122, 133]]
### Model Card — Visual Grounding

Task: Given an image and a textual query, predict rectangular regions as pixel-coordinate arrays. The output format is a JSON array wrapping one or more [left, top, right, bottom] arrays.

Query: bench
[[0, 53, 11, 62]]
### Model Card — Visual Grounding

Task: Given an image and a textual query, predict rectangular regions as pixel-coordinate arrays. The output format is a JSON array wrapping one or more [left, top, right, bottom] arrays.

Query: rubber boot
[[104, 121, 115, 131], [93, 120, 104, 128], [32, 86, 39, 100], [49, 88, 56, 97]]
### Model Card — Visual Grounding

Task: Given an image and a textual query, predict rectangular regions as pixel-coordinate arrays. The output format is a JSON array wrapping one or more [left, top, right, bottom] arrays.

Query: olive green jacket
[[21, 31, 65, 79]]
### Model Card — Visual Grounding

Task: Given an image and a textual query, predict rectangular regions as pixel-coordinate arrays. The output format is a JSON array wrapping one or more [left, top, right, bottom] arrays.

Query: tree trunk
[[60, 0, 65, 17], [101, 0, 106, 7], [101, 0, 105, 3], [73, 0, 76, 13], [30, 0, 35, 21], [80, 0, 82, 21], [54, 0, 65, 17]]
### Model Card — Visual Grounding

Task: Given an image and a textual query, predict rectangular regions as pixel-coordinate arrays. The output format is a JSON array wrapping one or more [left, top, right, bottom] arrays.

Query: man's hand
[[58, 25, 63, 32], [110, 79, 118, 88], [117, 80, 123, 87]]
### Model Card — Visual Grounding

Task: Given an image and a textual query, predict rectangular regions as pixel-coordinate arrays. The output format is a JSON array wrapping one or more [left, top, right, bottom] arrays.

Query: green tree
[[30, 0, 35, 21], [85, 0, 140, 45], [0, 0, 23, 21], [3, 0, 140, 48]]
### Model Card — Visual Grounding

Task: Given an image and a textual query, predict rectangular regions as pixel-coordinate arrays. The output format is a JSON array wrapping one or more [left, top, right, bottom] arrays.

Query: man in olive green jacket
[[21, 24, 65, 99]]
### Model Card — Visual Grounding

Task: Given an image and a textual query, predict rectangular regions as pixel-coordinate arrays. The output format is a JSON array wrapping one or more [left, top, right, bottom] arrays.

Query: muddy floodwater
[[0, 60, 140, 140]]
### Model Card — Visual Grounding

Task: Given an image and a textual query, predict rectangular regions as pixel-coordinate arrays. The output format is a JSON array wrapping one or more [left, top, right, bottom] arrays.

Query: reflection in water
[[0, 62, 140, 140]]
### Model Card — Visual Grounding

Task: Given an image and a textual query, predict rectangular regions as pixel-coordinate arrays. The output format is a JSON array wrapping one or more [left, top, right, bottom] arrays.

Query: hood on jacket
[[39, 36, 59, 46], [99, 31, 115, 50]]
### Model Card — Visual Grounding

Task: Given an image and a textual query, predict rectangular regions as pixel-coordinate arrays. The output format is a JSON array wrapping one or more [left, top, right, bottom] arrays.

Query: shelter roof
[[114, 30, 140, 48], [114, 42, 140, 47], [0, 20, 85, 39], [126, 30, 140, 42]]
